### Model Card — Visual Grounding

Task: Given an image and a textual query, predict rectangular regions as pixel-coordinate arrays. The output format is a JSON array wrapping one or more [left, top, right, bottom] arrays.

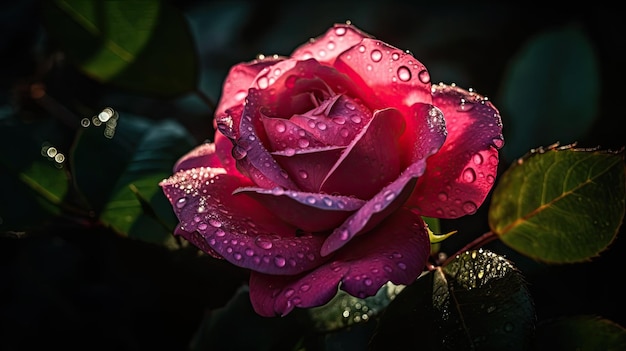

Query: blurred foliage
[[1, 1, 625, 350]]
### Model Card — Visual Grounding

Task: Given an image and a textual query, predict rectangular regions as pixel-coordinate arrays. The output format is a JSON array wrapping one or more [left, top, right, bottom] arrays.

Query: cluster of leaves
[[1, 1, 625, 350]]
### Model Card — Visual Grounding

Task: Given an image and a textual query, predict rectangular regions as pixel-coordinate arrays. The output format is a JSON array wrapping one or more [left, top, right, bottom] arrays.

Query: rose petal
[[261, 115, 327, 152], [291, 23, 372, 66], [249, 208, 430, 316], [234, 88, 301, 190], [214, 131, 242, 176], [407, 83, 504, 218], [215, 56, 286, 124], [233, 186, 365, 232], [334, 38, 432, 112], [288, 95, 372, 147], [160, 169, 328, 275], [173, 142, 223, 173], [320, 107, 405, 199], [272, 146, 345, 192], [321, 103, 448, 255]]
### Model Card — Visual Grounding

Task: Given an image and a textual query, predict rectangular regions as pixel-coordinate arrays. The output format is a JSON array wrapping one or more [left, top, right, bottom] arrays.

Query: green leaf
[[488, 145, 625, 263], [534, 315, 626, 350], [307, 282, 404, 333], [71, 113, 196, 246], [371, 249, 535, 350], [499, 25, 600, 161], [42, 0, 198, 97], [190, 286, 310, 351]]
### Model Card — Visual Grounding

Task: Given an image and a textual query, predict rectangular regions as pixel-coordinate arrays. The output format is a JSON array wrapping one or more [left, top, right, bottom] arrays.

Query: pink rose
[[160, 23, 504, 316]]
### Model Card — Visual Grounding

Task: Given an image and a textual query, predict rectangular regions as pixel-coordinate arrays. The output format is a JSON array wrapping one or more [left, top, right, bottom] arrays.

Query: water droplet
[[327, 41, 336, 50], [335, 27, 346, 36], [462, 201, 477, 214], [274, 255, 286, 267], [235, 90, 247, 101], [364, 278, 373, 286], [418, 69, 430, 83], [258, 76, 269, 89], [176, 197, 187, 209], [350, 115, 361, 123], [285, 288, 295, 297], [473, 153, 483, 165], [397, 66, 411, 81], [318, 49, 327, 57], [462, 168, 476, 183], [486, 174, 495, 184], [232, 145, 247, 160], [397, 262, 407, 270], [297, 138, 310, 148], [339, 228, 350, 240], [332, 116, 346, 124], [384, 190, 396, 201], [197, 222, 208, 230], [370, 49, 382, 62], [358, 45, 366, 53], [233, 252, 242, 260], [215, 229, 226, 237], [438, 192, 448, 201], [492, 137, 504, 148], [255, 236, 273, 249], [345, 101, 356, 110], [275, 121, 286, 133], [316, 122, 327, 130], [306, 196, 316, 204], [300, 284, 311, 292], [209, 219, 222, 227], [245, 248, 255, 256], [340, 128, 349, 137], [391, 52, 399, 60], [298, 170, 308, 179]]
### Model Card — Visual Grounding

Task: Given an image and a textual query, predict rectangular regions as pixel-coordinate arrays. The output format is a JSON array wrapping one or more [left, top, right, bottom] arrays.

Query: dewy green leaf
[[71, 113, 196, 247], [534, 315, 626, 350], [498, 25, 600, 161], [370, 249, 535, 350], [489, 146, 625, 263], [42, 0, 198, 97]]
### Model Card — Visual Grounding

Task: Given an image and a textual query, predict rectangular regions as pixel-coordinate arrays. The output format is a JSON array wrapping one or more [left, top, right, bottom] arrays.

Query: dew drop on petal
[[300, 284, 311, 292], [284, 288, 295, 297], [418, 69, 430, 83], [358, 45, 366, 53], [486, 174, 495, 184], [232, 145, 247, 160], [274, 255, 286, 267], [306, 196, 316, 204], [463, 201, 477, 214], [339, 228, 350, 240], [437, 192, 448, 201], [364, 278, 373, 286], [397, 66, 411, 81], [209, 219, 222, 228], [297, 138, 310, 148], [258, 76, 269, 89], [391, 52, 399, 61], [370, 49, 382, 62], [345, 101, 356, 110], [298, 170, 309, 179], [462, 168, 476, 183], [176, 197, 187, 209], [275, 121, 286, 133], [197, 222, 208, 230], [235, 90, 247, 101], [335, 27, 346, 36], [255, 236, 273, 249], [473, 153, 483, 165], [327, 41, 336, 51], [215, 229, 226, 237]]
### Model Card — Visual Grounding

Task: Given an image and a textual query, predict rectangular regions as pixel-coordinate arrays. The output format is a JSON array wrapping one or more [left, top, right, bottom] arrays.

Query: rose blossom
[[160, 23, 503, 316]]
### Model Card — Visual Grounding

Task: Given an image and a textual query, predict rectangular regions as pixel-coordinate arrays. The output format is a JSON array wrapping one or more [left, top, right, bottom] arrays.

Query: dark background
[[1, 1, 624, 350]]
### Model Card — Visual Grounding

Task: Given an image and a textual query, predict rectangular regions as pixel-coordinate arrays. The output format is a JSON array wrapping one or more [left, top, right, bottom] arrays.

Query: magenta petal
[[321, 161, 425, 256], [291, 23, 372, 66], [160, 170, 327, 275], [334, 38, 432, 112], [272, 146, 345, 192], [320, 108, 405, 199], [234, 186, 364, 232], [173, 142, 223, 173], [214, 131, 242, 176], [407, 84, 504, 218], [235, 88, 300, 190], [261, 115, 327, 152], [249, 208, 430, 317], [215, 56, 285, 124]]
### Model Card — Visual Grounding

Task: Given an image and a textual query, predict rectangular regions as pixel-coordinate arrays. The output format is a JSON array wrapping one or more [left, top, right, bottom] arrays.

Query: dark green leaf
[[534, 315, 626, 350], [499, 25, 600, 161], [489, 146, 625, 263], [190, 285, 310, 351], [71, 113, 196, 246], [371, 249, 535, 350], [42, 0, 198, 97]]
